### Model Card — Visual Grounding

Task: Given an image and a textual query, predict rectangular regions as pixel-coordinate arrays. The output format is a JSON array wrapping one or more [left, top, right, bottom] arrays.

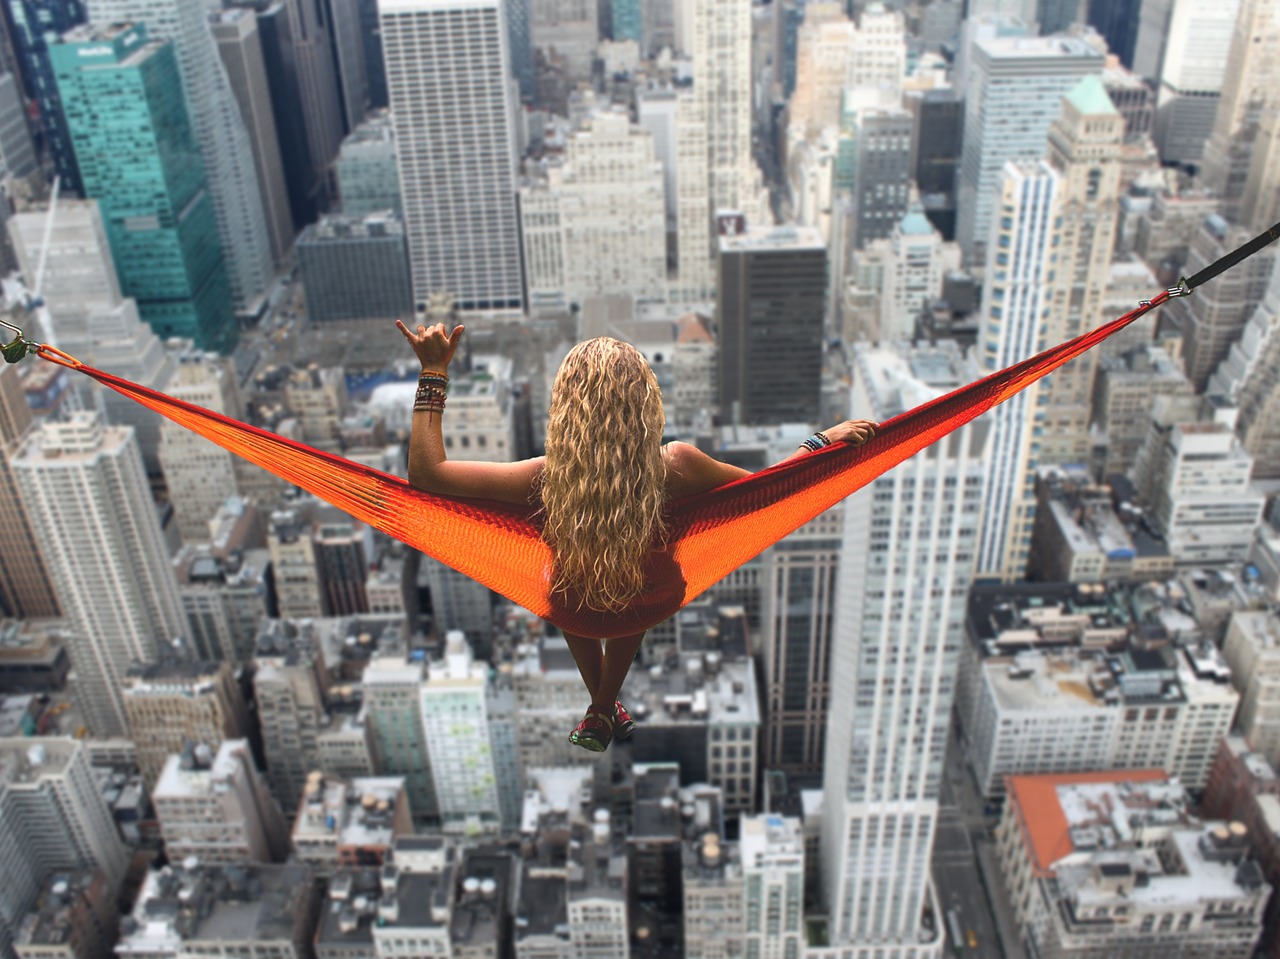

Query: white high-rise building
[[12, 413, 186, 737], [520, 109, 666, 309], [1149, 0, 1241, 165], [975, 161, 1059, 582], [821, 341, 989, 956], [159, 350, 244, 543], [380, 0, 523, 314], [421, 631, 501, 835], [691, 0, 767, 225], [955, 35, 1102, 264], [0, 739, 129, 959], [849, 2, 906, 96], [87, 0, 274, 314], [1200, 0, 1280, 216], [788, 4, 854, 138], [740, 815, 805, 959]]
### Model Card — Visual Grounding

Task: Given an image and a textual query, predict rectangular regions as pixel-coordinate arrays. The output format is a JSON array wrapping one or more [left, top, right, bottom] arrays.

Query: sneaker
[[568, 706, 614, 753], [614, 700, 637, 740]]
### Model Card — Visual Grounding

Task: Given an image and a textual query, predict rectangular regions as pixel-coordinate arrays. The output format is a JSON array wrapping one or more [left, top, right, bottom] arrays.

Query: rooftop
[[1006, 770, 1171, 875], [1066, 74, 1118, 116], [294, 775, 406, 849], [718, 224, 825, 254]]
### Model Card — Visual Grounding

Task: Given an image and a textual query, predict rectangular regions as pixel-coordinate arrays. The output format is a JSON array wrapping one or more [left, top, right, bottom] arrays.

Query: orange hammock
[[20, 285, 1186, 638]]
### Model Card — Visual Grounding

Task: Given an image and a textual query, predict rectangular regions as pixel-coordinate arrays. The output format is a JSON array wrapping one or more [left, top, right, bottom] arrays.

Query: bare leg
[[595, 631, 645, 707], [562, 631, 604, 699]]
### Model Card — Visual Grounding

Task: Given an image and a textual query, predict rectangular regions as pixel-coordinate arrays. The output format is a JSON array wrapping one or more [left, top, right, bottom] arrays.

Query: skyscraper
[[85, 0, 274, 315], [716, 224, 826, 427], [11, 411, 187, 737], [420, 632, 501, 835], [822, 340, 989, 953], [210, 8, 294, 266], [1038, 77, 1124, 466], [324, 0, 367, 133], [50, 24, 236, 353], [363, 655, 437, 823], [254, 4, 318, 229], [1149, 0, 1241, 165], [3, 0, 86, 194], [955, 35, 1102, 264], [0, 364, 59, 620], [974, 161, 1059, 581], [1200, 0, 1280, 218], [691, 0, 766, 224], [380, 0, 523, 313], [0, 71, 36, 177], [0, 738, 129, 959]]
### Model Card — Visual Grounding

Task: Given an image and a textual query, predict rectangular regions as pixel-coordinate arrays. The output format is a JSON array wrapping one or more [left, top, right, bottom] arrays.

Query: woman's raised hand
[[395, 319, 464, 371], [824, 419, 877, 445]]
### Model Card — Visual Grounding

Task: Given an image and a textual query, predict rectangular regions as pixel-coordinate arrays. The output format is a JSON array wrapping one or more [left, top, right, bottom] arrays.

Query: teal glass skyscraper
[[51, 23, 236, 353]]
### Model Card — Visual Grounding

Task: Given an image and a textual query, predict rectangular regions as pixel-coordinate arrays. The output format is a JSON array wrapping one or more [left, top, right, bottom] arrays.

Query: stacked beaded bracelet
[[415, 369, 448, 419], [798, 431, 832, 453]]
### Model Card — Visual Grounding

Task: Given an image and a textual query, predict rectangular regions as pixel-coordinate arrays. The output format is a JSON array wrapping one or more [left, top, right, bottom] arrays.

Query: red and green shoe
[[569, 706, 615, 752], [614, 701, 637, 740]]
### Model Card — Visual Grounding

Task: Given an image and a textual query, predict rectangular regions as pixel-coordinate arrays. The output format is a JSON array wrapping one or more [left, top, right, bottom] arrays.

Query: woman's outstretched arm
[[664, 420, 877, 499], [398, 319, 543, 504]]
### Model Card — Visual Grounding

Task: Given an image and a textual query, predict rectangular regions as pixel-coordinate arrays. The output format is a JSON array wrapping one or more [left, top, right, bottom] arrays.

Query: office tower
[[1164, 216, 1276, 390], [292, 774, 413, 874], [788, 3, 853, 139], [297, 212, 412, 321], [672, 90, 713, 301], [1200, 0, 1280, 217], [1138, 400, 1265, 565], [520, 109, 666, 310], [611, 0, 638, 41], [955, 35, 1102, 264], [974, 161, 1059, 581], [210, 8, 294, 266], [153, 739, 288, 864], [998, 772, 1268, 959], [822, 340, 989, 950], [849, 106, 913, 248], [691, 0, 766, 224], [363, 655, 437, 822], [84, 0, 272, 316], [530, 0, 597, 78], [122, 660, 251, 790], [252, 4, 318, 228], [761, 508, 843, 775], [851, 1, 906, 94], [1094, 344, 1194, 478], [335, 110, 400, 215], [716, 224, 825, 427], [1147, 0, 1241, 165], [503, 0, 533, 101], [0, 739, 129, 959], [159, 351, 244, 544], [176, 541, 272, 664], [0, 71, 35, 177], [1211, 260, 1280, 478], [4, 0, 86, 193], [1240, 93, 1280, 235], [324, 0, 367, 132], [906, 87, 962, 239], [50, 24, 236, 353], [1037, 76, 1123, 466], [421, 632, 501, 835], [740, 815, 804, 958], [380, 0, 523, 314], [12, 413, 185, 737], [1087, 0, 1142, 67], [291, 211, 405, 324], [0, 365, 59, 620], [312, 514, 371, 616]]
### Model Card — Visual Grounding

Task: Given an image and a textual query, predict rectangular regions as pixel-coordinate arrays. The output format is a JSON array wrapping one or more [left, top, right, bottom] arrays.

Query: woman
[[398, 319, 876, 752]]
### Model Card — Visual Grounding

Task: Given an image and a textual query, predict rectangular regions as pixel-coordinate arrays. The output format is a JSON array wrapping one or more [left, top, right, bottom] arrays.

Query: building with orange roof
[[996, 769, 1269, 959]]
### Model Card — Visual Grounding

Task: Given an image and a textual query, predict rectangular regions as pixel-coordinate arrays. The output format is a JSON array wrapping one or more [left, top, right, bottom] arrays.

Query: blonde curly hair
[[537, 337, 668, 613]]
